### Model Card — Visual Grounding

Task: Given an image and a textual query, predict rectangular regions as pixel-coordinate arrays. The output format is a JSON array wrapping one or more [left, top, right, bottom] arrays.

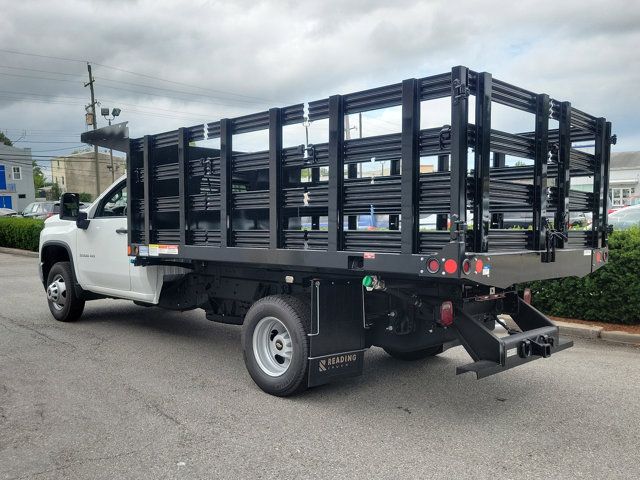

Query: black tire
[[46, 262, 85, 322], [241, 295, 310, 396], [383, 345, 443, 361]]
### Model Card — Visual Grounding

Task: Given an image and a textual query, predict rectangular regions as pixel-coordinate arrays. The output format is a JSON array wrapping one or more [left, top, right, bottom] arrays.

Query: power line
[[0, 71, 82, 84], [0, 48, 280, 104], [95, 76, 265, 106], [0, 48, 85, 63], [0, 64, 82, 77]]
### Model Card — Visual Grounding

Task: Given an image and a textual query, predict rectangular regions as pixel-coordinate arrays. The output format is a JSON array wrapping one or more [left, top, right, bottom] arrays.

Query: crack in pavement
[[5, 442, 154, 480], [0, 313, 77, 351]]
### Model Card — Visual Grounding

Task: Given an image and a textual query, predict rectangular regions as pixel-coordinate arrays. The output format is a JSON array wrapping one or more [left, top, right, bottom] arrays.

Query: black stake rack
[[119, 66, 612, 289]]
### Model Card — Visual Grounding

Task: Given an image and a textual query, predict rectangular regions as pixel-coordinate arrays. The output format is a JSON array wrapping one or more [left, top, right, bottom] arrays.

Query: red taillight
[[475, 259, 484, 274], [427, 258, 440, 274], [523, 288, 532, 305], [462, 258, 472, 275], [440, 301, 454, 327], [444, 259, 458, 274], [595, 251, 602, 263]]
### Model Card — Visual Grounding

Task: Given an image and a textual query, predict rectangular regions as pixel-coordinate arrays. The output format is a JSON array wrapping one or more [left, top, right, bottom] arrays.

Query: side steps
[[455, 298, 573, 379]]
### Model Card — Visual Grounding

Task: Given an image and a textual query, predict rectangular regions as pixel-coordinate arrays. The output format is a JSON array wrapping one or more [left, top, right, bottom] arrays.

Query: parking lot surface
[[1, 252, 639, 479]]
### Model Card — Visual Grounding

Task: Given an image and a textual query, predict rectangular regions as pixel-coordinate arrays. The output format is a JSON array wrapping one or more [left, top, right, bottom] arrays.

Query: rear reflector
[[475, 259, 484, 274], [440, 301, 454, 327], [595, 251, 602, 263], [427, 258, 440, 274], [462, 259, 472, 275], [444, 259, 458, 274], [523, 288, 532, 305]]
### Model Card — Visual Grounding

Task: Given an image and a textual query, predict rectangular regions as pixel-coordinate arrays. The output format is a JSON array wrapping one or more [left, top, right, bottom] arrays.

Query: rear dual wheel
[[241, 295, 310, 397]]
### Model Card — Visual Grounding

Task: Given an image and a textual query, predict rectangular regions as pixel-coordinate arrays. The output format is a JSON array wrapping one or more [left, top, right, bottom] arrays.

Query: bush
[[79, 192, 93, 202], [0, 217, 45, 252], [529, 227, 640, 324]]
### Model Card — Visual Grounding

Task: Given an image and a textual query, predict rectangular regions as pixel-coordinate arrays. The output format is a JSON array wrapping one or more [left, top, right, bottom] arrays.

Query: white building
[[572, 151, 639, 208]]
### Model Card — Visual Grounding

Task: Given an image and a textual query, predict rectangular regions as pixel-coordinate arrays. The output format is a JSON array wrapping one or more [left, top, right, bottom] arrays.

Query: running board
[[455, 298, 574, 379]]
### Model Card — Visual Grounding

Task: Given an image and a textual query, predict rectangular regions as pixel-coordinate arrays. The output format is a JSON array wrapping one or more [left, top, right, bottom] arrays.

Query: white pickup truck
[[39, 176, 185, 321]]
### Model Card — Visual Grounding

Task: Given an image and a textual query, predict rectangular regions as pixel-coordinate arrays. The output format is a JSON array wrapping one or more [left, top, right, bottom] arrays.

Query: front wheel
[[241, 295, 310, 396], [46, 262, 85, 322], [383, 345, 443, 361]]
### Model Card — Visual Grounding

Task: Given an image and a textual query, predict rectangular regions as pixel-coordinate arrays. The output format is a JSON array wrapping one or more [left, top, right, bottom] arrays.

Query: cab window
[[96, 183, 127, 217]]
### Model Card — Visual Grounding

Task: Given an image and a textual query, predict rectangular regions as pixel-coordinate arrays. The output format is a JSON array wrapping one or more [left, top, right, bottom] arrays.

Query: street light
[[101, 107, 121, 182]]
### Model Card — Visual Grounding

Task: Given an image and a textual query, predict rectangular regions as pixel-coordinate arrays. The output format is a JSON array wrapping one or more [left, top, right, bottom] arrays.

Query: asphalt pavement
[[1, 252, 639, 479]]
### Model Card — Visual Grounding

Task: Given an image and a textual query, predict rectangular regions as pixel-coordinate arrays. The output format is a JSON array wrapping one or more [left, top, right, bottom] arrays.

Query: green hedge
[[529, 227, 640, 324], [0, 217, 45, 252]]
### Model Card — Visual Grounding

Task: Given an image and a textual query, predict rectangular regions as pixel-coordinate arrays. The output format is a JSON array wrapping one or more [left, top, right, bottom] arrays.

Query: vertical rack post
[[142, 135, 152, 245], [449, 66, 469, 242], [400, 78, 420, 254], [389, 139, 401, 231], [436, 155, 449, 230], [347, 163, 358, 231], [328, 95, 344, 252], [177, 127, 189, 246], [491, 152, 505, 228], [602, 121, 612, 247], [125, 140, 133, 246], [532, 94, 550, 251], [269, 108, 283, 250], [219, 118, 232, 248], [556, 101, 572, 248], [592, 117, 606, 248], [473, 72, 492, 252]]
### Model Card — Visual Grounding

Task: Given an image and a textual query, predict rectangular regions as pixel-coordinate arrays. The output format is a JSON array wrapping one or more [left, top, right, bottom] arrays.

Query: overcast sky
[[0, 0, 638, 177]]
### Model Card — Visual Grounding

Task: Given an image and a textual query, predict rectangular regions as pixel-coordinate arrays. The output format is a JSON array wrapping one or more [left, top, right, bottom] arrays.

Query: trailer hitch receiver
[[520, 335, 553, 359]]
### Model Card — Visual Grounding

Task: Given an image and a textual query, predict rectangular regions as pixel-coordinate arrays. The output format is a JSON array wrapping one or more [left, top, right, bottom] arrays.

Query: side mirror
[[59, 193, 90, 230], [60, 193, 81, 220], [76, 211, 90, 230]]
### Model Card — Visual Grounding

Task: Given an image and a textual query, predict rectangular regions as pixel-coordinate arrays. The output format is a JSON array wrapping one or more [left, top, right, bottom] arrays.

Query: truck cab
[[39, 176, 183, 321]]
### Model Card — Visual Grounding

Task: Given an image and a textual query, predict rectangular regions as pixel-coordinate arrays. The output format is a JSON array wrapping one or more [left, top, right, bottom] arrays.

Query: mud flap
[[455, 297, 573, 379], [307, 279, 366, 387]]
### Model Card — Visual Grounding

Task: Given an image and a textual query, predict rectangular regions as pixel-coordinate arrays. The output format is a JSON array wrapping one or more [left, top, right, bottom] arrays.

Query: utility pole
[[85, 63, 100, 197]]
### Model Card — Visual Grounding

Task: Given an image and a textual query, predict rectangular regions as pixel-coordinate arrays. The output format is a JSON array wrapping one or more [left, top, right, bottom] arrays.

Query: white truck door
[[76, 181, 131, 293]]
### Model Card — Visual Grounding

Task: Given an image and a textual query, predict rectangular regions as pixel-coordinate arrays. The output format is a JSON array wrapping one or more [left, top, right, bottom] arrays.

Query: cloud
[[0, 0, 638, 156]]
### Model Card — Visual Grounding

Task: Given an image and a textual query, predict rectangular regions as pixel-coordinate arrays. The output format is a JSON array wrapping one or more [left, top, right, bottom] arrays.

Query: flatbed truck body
[[40, 66, 613, 395]]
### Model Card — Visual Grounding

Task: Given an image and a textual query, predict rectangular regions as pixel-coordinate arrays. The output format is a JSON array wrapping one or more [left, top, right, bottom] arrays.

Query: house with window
[[0, 144, 36, 211], [571, 151, 640, 208]]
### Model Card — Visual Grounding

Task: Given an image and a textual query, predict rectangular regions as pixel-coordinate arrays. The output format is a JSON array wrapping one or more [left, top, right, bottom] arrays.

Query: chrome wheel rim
[[46, 274, 67, 311], [252, 316, 293, 377]]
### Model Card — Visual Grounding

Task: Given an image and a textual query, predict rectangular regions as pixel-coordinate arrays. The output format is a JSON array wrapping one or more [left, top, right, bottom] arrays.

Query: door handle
[[115, 228, 128, 234]]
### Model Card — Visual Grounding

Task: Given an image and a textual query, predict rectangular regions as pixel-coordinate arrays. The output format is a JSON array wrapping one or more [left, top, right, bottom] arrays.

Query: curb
[[498, 315, 640, 346], [0, 246, 39, 258], [554, 321, 640, 346]]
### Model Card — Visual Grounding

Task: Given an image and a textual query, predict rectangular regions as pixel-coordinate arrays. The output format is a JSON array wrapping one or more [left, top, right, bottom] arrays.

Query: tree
[[48, 183, 62, 201], [33, 160, 47, 189], [0, 132, 12, 146]]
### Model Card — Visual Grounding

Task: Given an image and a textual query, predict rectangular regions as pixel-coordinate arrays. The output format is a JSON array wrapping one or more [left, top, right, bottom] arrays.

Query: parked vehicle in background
[[22, 201, 85, 220], [22, 202, 59, 219], [0, 207, 18, 217], [608, 205, 640, 230], [623, 195, 640, 208]]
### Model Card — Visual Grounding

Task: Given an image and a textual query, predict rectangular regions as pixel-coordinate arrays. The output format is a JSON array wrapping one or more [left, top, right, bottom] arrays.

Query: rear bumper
[[461, 247, 608, 289]]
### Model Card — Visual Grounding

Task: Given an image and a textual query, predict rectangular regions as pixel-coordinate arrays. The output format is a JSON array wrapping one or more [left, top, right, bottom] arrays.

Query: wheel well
[[41, 244, 71, 285]]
